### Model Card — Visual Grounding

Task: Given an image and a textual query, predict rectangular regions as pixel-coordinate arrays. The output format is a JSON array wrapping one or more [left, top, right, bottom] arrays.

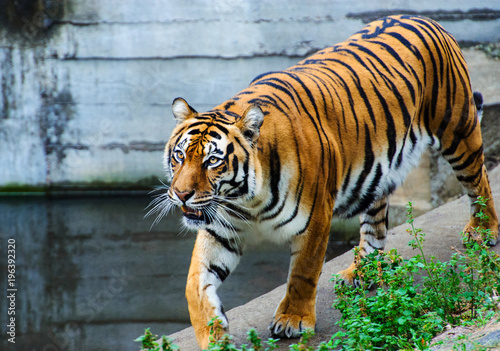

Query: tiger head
[[158, 97, 264, 229]]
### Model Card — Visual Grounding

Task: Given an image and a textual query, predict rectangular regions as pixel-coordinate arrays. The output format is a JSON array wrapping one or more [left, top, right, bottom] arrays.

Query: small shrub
[[329, 199, 500, 351], [134, 328, 178, 351], [206, 317, 279, 351]]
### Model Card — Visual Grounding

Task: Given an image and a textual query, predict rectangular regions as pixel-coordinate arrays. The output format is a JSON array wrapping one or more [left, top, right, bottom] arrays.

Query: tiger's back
[[156, 15, 498, 348], [216, 15, 477, 221]]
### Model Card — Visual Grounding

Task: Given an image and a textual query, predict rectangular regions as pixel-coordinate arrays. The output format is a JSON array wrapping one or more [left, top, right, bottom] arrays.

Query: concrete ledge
[[169, 165, 500, 349]]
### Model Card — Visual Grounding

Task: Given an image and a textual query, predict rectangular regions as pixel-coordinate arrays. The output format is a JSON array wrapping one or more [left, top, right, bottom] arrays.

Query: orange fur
[[155, 15, 499, 348]]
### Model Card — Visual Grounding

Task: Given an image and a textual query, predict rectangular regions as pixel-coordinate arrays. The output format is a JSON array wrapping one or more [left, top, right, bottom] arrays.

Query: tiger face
[[162, 98, 264, 229]]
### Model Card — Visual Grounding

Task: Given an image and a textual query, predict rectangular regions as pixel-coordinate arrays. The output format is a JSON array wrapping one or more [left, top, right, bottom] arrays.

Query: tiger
[[150, 15, 499, 348]]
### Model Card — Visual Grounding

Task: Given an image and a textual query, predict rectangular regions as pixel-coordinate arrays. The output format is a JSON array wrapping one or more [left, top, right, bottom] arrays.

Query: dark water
[[0, 196, 358, 351]]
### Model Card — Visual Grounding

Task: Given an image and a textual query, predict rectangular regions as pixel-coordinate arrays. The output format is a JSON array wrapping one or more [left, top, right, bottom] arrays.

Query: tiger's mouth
[[181, 205, 204, 221]]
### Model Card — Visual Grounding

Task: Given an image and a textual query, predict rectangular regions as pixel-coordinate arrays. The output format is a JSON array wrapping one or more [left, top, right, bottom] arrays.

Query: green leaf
[[134, 335, 145, 343]]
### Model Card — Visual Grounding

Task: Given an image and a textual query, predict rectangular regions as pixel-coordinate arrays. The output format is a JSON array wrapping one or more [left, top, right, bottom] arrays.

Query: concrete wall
[[0, 197, 292, 350], [1, 0, 500, 192]]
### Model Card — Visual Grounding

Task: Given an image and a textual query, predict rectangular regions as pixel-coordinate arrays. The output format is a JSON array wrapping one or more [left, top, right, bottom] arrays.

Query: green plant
[[328, 200, 500, 351], [133, 317, 279, 351], [289, 328, 315, 350], [134, 328, 178, 351], [205, 317, 279, 351]]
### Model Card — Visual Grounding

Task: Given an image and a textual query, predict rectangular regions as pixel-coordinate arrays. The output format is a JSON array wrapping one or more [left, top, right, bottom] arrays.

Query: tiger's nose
[[174, 189, 194, 204]]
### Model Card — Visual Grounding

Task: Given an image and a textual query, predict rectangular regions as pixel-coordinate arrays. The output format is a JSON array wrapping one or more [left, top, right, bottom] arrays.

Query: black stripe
[[356, 163, 383, 214], [452, 146, 483, 172], [369, 40, 409, 74], [250, 70, 282, 84], [218, 144, 245, 194], [261, 192, 288, 221], [212, 108, 241, 121], [275, 181, 304, 229], [413, 18, 446, 86], [361, 217, 387, 228], [409, 128, 418, 150], [223, 101, 235, 110], [261, 143, 281, 214], [370, 81, 396, 166], [208, 264, 230, 282], [353, 124, 375, 198], [206, 229, 242, 255], [441, 136, 461, 157], [294, 183, 319, 236], [457, 168, 482, 185], [341, 166, 352, 194], [281, 71, 327, 143], [348, 42, 395, 78], [447, 151, 465, 165], [378, 74, 412, 130], [387, 31, 426, 65], [225, 142, 234, 155], [365, 202, 387, 217], [442, 102, 471, 157], [223, 202, 252, 221], [253, 79, 298, 109], [275, 129, 304, 228], [250, 95, 287, 115], [399, 21, 439, 119], [395, 140, 405, 168], [316, 54, 377, 130], [335, 124, 375, 216], [297, 69, 335, 164], [271, 92, 291, 111], [181, 121, 230, 136], [214, 123, 229, 135], [392, 63, 417, 105], [229, 137, 250, 197], [319, 65, 360, 137], [208, 130, 222, 140]]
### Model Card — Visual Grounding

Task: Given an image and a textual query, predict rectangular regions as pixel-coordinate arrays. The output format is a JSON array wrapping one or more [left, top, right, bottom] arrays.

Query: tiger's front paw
[[269, 313, 315, 338]]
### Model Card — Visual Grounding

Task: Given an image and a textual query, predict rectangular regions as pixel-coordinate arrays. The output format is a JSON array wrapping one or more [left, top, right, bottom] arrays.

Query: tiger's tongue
[[181, 205, 202, 217]]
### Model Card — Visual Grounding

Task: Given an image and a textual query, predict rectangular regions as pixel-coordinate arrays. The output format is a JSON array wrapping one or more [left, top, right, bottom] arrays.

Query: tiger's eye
[[173, 151, 184, 163], [209, 156, 218, 164]]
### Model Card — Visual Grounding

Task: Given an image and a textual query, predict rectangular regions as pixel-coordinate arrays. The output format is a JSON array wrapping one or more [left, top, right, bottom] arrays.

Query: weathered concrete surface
[[1, 1, 500, 192], [169, 165, 500, 349], [429, 315, 500, 350], [0, 197, 293, 351], [465, 48, 500, 107]]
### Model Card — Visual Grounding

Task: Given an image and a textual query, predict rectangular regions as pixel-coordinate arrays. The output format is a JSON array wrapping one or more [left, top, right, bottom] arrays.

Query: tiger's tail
[[473, 91, 484, 123]]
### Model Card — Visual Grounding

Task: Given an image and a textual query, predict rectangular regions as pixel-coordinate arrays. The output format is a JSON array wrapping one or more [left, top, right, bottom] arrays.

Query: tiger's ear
[[172, 97, 197, 124], [237, 105, 264, 144]]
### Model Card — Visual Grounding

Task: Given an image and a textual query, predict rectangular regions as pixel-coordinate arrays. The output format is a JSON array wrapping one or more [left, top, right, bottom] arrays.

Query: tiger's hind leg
[[439, 93, 498, 245], [338, 197, 389, 286], [460, 166, 499, 245]]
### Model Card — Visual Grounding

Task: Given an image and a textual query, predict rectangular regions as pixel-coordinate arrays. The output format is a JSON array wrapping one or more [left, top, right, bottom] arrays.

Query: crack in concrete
[[348, 8, 500, 24]]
